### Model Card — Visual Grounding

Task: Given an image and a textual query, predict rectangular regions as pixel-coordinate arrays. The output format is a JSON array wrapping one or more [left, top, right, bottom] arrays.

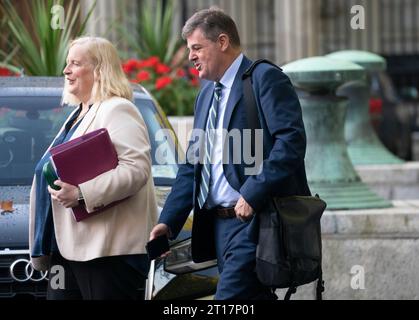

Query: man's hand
[[149, 223, 170, 240], [149, 223, 171, 258], [234, 196, 254, 222], [48, 180, 79, 208]]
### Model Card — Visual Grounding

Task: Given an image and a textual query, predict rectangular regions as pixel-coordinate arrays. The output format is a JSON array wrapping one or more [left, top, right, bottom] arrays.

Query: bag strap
[[315, 194, 325, 300], [284, 286, 297, 300], [243, 61, 325, 301], [242, 59, 280, 155], [316, 272, 325, 300]]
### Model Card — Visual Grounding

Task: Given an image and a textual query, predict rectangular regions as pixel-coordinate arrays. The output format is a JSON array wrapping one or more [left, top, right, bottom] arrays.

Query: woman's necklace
[[71, 107, 89, 127], [77, 109, 88, 121]]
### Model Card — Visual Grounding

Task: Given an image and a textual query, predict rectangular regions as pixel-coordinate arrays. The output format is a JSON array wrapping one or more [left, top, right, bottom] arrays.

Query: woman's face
[[63, 44, 95, 103]]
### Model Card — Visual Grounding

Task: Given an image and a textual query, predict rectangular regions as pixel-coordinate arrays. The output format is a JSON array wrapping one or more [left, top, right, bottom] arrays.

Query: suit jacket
[[29, 97, 158, 271], [159, 56, 310, 262]]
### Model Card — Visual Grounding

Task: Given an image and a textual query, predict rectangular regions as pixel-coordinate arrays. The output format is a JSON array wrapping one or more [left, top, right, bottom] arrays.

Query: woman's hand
[[48, 180, 79, 208]]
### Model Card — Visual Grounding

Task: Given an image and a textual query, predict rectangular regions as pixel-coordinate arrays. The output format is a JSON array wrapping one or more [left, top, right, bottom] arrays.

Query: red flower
[[136, 70, 151, 82], [155, 63, 171, 74], [122, 65, 131, 74], [176, 68, 186, 78], [155, 76, 173, 90], [0, 67, 16, 76], [136, 60, 148, 68], [189, 67, 199, 77], [121, 56, 199, 115], [190, 78, 199, 87], [141, 56, 160, 68], [122, 59, 140, 73]]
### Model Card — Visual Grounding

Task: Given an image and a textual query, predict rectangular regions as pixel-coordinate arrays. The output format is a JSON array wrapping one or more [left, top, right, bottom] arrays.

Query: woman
[[29, 36, 158, 300]]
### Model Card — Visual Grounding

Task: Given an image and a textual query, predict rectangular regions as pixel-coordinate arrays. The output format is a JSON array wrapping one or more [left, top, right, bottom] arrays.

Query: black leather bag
[[242, 59, 327, 300], [256, 195, 326, 299]]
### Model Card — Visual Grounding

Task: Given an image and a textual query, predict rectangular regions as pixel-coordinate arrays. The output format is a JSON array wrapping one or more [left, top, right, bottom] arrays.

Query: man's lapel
[[223, 56, 253, 129], [195, 84, 214, 130]]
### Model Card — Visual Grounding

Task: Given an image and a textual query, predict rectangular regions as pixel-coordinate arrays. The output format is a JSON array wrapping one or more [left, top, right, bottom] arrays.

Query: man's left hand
[[234, 196, 254, 222], [48, 180, 79, 208]]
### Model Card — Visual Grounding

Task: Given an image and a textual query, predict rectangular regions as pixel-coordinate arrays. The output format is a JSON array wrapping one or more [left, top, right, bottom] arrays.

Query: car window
[[0, 96, 178, 186], [134, 98, 178, 182]]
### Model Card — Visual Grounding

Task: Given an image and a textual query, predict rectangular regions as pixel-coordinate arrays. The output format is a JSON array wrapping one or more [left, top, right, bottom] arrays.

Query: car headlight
[[164, 238, 217, 274]]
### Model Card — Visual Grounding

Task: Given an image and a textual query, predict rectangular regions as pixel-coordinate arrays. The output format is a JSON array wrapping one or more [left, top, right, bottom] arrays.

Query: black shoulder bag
[[242, 59, 327, 300]]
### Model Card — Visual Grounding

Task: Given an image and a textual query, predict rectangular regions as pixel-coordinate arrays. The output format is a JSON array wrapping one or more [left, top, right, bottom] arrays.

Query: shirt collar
[[217, 53, 244, 90]]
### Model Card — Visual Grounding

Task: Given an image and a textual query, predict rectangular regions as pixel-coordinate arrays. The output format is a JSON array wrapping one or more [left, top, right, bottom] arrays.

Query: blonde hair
[[62, 36, 133, 106]]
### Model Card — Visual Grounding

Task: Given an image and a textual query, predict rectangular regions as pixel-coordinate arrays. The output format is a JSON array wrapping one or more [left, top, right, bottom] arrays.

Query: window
[[0, 96, 178, 185]]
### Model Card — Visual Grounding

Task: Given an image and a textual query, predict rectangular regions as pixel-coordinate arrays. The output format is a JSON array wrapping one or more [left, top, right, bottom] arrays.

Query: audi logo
[[9, 258, 48, 282]]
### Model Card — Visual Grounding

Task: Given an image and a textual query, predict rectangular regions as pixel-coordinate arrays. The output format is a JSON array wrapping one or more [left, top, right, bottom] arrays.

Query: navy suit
[[159, 56, 310, 299]]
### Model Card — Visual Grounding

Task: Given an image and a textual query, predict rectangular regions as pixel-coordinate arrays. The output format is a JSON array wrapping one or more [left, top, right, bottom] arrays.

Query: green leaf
[[118, 0, 185, 65], [1, 0, 96, 76]]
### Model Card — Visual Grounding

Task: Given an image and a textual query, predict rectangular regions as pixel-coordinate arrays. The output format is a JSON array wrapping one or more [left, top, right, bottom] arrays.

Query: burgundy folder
[[49, 128, 122, 222]]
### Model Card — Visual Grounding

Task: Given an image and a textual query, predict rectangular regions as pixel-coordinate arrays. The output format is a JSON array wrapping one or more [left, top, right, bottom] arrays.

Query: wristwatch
[[77, 187, 84, 204]]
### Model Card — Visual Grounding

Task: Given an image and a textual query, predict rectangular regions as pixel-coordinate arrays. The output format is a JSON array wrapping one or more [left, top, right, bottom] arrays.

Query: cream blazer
[[29, 97, 158, 271]]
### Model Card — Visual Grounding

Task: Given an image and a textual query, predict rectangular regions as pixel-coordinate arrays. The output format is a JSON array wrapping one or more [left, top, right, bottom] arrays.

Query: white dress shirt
[[206, 53, 244, 209]]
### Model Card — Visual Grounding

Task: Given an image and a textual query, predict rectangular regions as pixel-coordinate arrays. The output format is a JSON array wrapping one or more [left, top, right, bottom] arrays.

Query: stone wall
[[356, 163, 419, 200]]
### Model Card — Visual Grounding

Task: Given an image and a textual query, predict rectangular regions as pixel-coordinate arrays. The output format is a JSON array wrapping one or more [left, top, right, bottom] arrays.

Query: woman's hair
[[62, 36, 133, 106]]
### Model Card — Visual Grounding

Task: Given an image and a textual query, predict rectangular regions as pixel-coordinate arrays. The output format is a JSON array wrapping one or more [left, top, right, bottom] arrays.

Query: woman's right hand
[[48, 180, 79, 208]]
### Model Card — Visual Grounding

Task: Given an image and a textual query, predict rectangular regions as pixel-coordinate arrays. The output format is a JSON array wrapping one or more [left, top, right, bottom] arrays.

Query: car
[[369, 55, 419, 161], [369, 71, 411, 160], [0, 76, 217, 300]]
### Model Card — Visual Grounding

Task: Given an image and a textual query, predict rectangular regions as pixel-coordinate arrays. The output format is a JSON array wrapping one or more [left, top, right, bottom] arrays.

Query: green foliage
[[120, 0, 185, 65], [118, 0, 197, 116], [0, 0, 96, 76]]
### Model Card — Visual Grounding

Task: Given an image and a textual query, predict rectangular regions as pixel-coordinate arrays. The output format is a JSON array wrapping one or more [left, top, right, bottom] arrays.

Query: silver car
[[0, 77, 217, 300]]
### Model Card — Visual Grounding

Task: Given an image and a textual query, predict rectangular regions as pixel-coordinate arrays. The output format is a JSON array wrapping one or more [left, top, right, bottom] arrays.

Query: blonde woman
[[29, 37, 158, 300]]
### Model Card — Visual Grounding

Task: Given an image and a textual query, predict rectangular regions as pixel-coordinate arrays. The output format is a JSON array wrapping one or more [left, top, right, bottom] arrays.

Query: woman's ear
[[93, 67, 100, 82]]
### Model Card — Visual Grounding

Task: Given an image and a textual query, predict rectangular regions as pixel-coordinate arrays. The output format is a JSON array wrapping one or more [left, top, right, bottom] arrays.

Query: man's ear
[[218, 33, 230, 52]]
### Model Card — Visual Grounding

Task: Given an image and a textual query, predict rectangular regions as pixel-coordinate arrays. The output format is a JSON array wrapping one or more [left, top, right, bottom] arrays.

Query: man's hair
[[62, 36, 133, 106], [182, 8, 241, 47]]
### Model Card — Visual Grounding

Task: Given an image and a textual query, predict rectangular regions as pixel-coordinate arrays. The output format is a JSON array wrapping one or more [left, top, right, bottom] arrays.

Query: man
[[150, 8, 310, 300]]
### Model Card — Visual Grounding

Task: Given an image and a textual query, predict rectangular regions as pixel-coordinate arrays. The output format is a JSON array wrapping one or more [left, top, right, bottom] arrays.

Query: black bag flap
[[272, 196, 327, 226]]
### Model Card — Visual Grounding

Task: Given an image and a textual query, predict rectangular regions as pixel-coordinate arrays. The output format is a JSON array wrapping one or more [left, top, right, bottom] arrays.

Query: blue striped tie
[[197, 82, 223, 209]]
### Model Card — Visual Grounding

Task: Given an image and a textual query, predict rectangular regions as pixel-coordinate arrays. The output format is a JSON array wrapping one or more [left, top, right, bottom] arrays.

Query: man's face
[[187, 28, 224, 82]]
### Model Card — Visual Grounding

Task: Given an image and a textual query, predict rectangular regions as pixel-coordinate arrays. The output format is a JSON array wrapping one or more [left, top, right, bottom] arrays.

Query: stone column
[[326, 50, 404, 165], [274, 0, 321, 63], [283, 56, 391, 209]]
